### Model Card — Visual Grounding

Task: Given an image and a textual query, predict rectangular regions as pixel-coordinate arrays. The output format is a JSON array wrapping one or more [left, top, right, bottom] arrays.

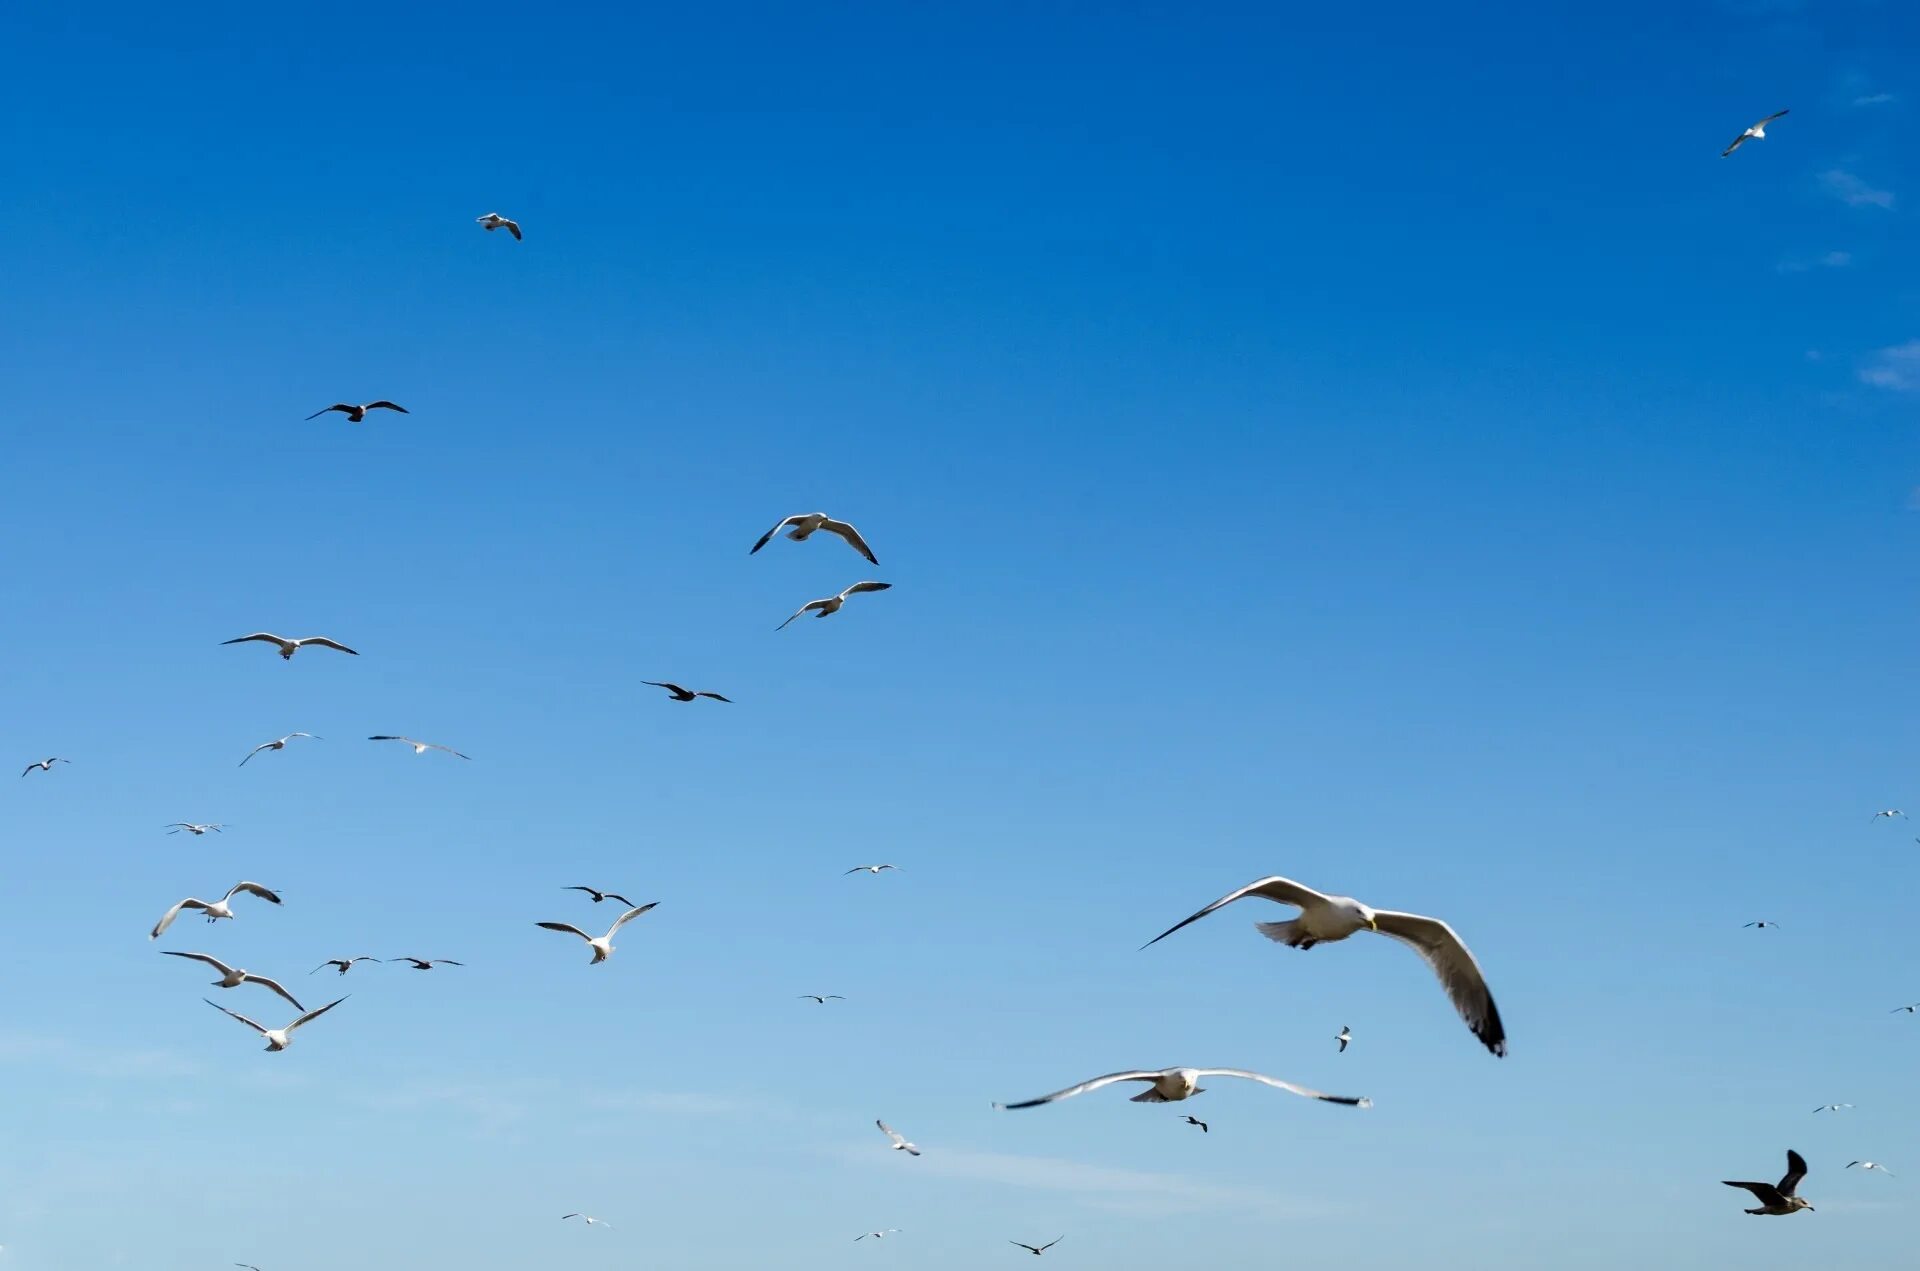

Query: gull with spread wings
[[994, 1066, 1369, 1110], [1725, 1149, 1813, 1215], [1722, 109, 1789, 157], [160, 951, 303, 1011], [368, 735, 470, 759], [239, 733, 320, 766], [305, 401, 408, 423], [221, 632, 358, 660], [777, 581, 892, 630], [204, 996, 347, 1053], [536, 903, 657, 964], [751, 513, 878, 565], [876, 1120, 920, 1155], [642, 682, 732, 703], [150, 881, 282, 939], [1010, 1237, 1063, 1256]]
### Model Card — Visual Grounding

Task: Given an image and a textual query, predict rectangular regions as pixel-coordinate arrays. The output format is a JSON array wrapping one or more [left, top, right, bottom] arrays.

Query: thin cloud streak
[[1860, 340, 1920, 392], [1820, 168, 1895, 209]]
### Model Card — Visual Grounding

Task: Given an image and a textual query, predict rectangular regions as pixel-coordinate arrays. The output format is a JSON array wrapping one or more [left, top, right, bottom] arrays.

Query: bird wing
[[606, 902, 658, 936], [1040, 1238, 1062, 1251], [820, 518, 879, 565], [844, 866, 868, 874], [751, 515, 803, 554], [238, 743, 272, 766], [537, 922, 595, 942], [243, 974, 305, 1012], [503, 220, 522, 240], [151, 899, 207, 939], [309, 961, 340, 975], [1721, 132, 1750, 156], [1724, 1180, 1786, 1205], [1781, 1150, 1808, 1192], [696, 692, 732, 702], [161, 950, 236, 975], [1191, 1069, 1372, 1107], [432, 960, 464, 966], [364, 402, 409, 413], [994, 1071, 1164, 1109], [1760, 109, 1789, 123], [840, 580, 892, 597], [1369, 909, 1508, 1057], [205, 999, 267, 1035], [1140, 875, 1332, 948], [222, 633, 286, 647], [1011, 1243, 1039, 1253], [777, 600, 827, 630], [226, 881, 283, 905], [601, 892, 636, 907], [304, 406, 353, 419], [297, 636, 359, 655], [875, 1118, 912, 1145], [286, 995, 347, 1034]]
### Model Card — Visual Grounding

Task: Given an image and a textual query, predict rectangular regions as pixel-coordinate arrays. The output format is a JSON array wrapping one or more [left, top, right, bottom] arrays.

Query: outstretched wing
[[298, 636, 359, 655], [286, 995, 347, 1034], [1723, 1179, 1786, 1206], [1720, 132, 1750, 157], [820, 518, 879, 565], [777, 599, 828, 630], [1140, 875, 1331, 949], [243, 973, 305, 1012], [1192, 1068, 1371, 1107], [161, 950, 236, 976], [841, 580, 892, 597], [606, 903, 658, 936], [205, 998, 267, 1035], [696, 692, 732, 702], [221, 633, 286, 647], [304, 405, 353, 419], [1780, 1149, 1809, 1193], [226, 881, 283, 905], [537, 922, 594, 942], [994, 1071, 1163, 1109], [151, 898, 208, 940], [1370, 909, 1507, 1057], [364, 402, 409, 414], [751, 515, 802, 555]]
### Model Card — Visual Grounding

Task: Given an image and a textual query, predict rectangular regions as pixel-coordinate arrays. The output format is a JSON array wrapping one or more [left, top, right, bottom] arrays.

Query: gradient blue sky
[[3, 1, 1918, 1267]]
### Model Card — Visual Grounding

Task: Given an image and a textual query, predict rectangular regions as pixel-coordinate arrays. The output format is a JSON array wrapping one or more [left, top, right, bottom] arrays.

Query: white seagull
[[222, 633, 358, 660], [1725, 1149, 1813, 1215], [846, 864, 900, 875], [1813, 1104, 1854, 1114], [1872, 809, 1907, 821], [876, 1119, 920, 1155], [1010, 1238, 1063, 1256], [536, 903, 658, 964], [561, 1214, 611, 1228], [1848, 1160, 1896, 1177], [854, 1230, 900, 1242], [1743, 921, 1781, 929], [239, 733, 320, 766], [367, 735, 471, 759], [641, 682, 732, 703], [312, 957, 381, 976], [750, 513, 879, 565], [20, 757, 68, 777], [1891, 1003, 1920, 1014], [776, 581, 892, 630], [1142, 874, 1508, 1057], [165, 822, 225, 835], [477, 212, 522, 240], [150, 881, 283, 940], [799, 994, 845, 1004], [204, 995, 346, 1052], [1722, 109, 1789, 157], [994, 1066, 1370, 1110], [1335, 1025, 1352, 1053], [161, 951, 303, 1011], [304, 401, 408, 423]]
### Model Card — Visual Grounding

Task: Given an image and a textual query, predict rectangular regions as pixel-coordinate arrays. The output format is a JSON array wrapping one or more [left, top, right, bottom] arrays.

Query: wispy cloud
[[0, 1032, 202, 1080], [1853, 92, 1895, 106], [1776, 250, 1852, 273], [1860, 340, 1920, 391], [1821, 168, 1895, 209]]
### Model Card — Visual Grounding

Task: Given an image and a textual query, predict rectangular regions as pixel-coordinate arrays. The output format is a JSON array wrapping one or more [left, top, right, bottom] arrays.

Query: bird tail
[[1129, 1089, 1172, 1103], [1255, 919, 1308, 947]]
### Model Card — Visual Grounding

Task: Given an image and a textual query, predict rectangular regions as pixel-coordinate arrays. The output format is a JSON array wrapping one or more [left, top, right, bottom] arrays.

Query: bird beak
[[1367, 917, 1378, 931]]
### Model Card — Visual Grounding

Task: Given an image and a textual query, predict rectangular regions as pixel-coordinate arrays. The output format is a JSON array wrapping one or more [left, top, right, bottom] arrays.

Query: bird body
[[1725, 1149, 1814, 1215], [477, 212, 522, 240], [161, 951, 303, 1011], [777, 581, 892, 629], [536, 903, 657, 963], [751, 512, 879, 564], [1848, 1161, 1895, 1177], [305, 402, 408, 423], [205, 996, 346, 1052], [150, 881, 282, 939], [1872, 809, 1906, 821], [995, 1066, 1370, 1110], [1722, 109, 1789, 157]]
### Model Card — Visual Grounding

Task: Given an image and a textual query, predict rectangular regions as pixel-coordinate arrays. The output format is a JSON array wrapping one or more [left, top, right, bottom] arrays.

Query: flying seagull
[[561, 1214, 611, 1228], [1813, 1104, 1854, 1114], [855, 1230, 901, 1242], [305, 401, 408, 423], [477, 212, 522, 240], [1725, 1149, 1813, 1215], [1743, 921, 1780, 929], [20, 757, 68, 777], [312, 957, 381, 976], [161, 951, 303, 1011], [876, 1119, 920, 1155], [1871, 809, 1907, 821], [221, 633, 359, 660], [1848, 1161, 1896, 1177], [165, 823, 225, 835], [236, 1264, 262, 1270], [536, 903, 658, 964], [204, 995, 346, 1052], [799, 994, 846, 1004], [239, 733, 320, 766], [1721, 109, 1789, 157], [564, 886, 636, 906], [1180, 1114, 1208, 1132], [1010, 1238, 1063, 1256], [391, 957, 462, 970], [750, 513, 879, 565], [150, 881, 282, 939], [776, 581, 892, 630], [641, 682, 732, 703], [846, 864, 899, 875], [994, 1066, 1370, 1110], [1336, 1025, 1352, 1053], [1142, 874, 1507, 1057], [367, 736, 471, 759], [1892, 1003, 1919, 1014]]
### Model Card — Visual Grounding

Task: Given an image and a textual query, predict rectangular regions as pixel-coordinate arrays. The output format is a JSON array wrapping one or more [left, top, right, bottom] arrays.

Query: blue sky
[[2, 0, 1918, 1266]]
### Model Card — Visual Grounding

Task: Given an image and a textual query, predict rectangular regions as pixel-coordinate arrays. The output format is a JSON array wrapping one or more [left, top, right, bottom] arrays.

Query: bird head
[[1356, 903, 1379, 931]]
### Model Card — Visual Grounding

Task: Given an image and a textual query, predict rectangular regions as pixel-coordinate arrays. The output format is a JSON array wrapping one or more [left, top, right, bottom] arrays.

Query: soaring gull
[[642, 682, 732, 703], [312, 957, 381, 976], [305, 401, 408, 423], [367, 735, 471, 759], [161, 951, 303, 1011], [222, 633, 358, 660], [150, 881, 282, 939], [391, 957, 463, 970], [1724, 1149, 1813, 1215], [205, 995, 347, 1052], [777, 581, 892, 630], [1743, 921, 1780, 929], [1010, 1238, 1063, 1256], [994, 1066, 1369, 1110], [166, 823, 225, 835], [751, 513, 879, 565], [846, 864, 899, 875], [876, 1119, 920, 1155], [1335, 1025, 1352, 1053], [564, 885, 636, 906], [1813, 1104, 1854, 1114], [239, 733, 320, 766], [561, 1214, 612, 1228], [477, 212, 522, 240], [536, 903, 658, 964], [799, 994, 845, 1004], [20, 757, 68, 777], [1848, 1161, 1896, 1177], [1180, 1114, 1208, 1132], [855, 1230, 901, 1242], [1871, 809, 1906, 821], [1721, 109, 1789, 157]]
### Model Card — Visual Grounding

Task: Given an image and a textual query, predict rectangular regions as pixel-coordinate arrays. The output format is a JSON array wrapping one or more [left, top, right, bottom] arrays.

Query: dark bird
[[305, 401, 408, 423], [1010, 1237, 1063, 1256], [642, 682, 732, 703], [1743, 921, 1780, 929], [392, 957, 463, 971], [1180, 1114, 1208, 1132], [312, 957, 381, 976], [1724, 1149, 1814, 1215], [564, 886, 637, 906], [799, 994, 845, 1004]]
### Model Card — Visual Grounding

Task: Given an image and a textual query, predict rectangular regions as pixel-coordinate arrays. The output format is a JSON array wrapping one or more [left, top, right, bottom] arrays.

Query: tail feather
[[1129, 1089, 1171, 1103], [1256, 919, 1305, 946]]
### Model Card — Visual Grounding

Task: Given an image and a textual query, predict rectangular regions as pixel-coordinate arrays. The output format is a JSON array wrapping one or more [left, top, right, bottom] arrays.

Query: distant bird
[[1813, 1104, 1854, 1114], [236, 1264, 263, 1270], [1892, 1003, 1919, 1014], [20, 757, 68, 778], [391, 957, 462, 971], [1725, 1149, 1814, 1215], [846, 864, 900, 875], [995, 1067, 1370, 1110], [305, 401, 408, 423], [1142, 874, 1508, 1057], [564, 885, 636, 906], [799, 994, 845, 1004], [312, 957, 381, 977], [222, 632, 359, 660], [161, 951, 303, 1011], [1743, 921, 1780, 929], [367, 735, 471, 759], [477, 212, 522, 240], [1335, 1025, 1352, 1053], [1180, 1114, 1208, 1132], [876, 1119, 920, 1155], [204, 995, 346, 1052], [1721, 109, 1789, 157], [1010, 1238, 1063, 1256], [641, 682, 732, 703], [777, 581, 892, 630], [1848, 1161, 1896, 1177], [536, 903, 658, 964], [150, 881, 282, 940], [561, 1214, 611, 1228], [751, 513, 879, 565], [1871, 809, 1907, 821], [239, 733, 320, 766], [855, 1230, 900, 1242], [165, 822, 225, 835]]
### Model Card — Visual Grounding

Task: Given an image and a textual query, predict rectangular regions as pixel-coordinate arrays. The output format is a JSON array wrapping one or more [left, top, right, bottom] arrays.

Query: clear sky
[[2, 1, 1917, 1267]]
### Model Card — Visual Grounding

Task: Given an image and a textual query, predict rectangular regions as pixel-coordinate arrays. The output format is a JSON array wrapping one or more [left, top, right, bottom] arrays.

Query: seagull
[[996, 1066, 1369, 1110], [854, 1230, 900, 1242], [1892, 1003, 1919, 1014], [236, 1264, 263, 1270], [367, 735, 471, 759], [304, 401, 408, 423], [1335, 1025, 1352, 1053], [1813, 1104, 1854, 1114], [1142, 874, 1507, 1057], [536, 903, 658, 964], [222, 633, 358, 660], [1180, 1114, 1208, 1132], [160, 952, 303, 1011], [1743, 921, 1781, 929], [20, 757, 68, 777], [391, 957, 463, 970], [564, 886, 637, 906], [561, 1214, 611, 1228], [477, 212, 522, 240], [641, 682, 732, 703], [239, 733, 320, 766], [204, 996, 346, 1052], [776, 581, 892, 630], [1721, 109, 1789, 157], [1871, 809, 1907, 821], [750, 513, 879, 565], [846, 864, 900, 875], [799, 994, 845, 1004], [165, 823, 225, 835], [1848, 1161, 1896, 1177], [150, 882, 282, 939], [876, 1119, 920, 1155], [1725, 1149, 1814, 1215], [312, 957, 381, 976], [1010, 1238, 1063, 1256]]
